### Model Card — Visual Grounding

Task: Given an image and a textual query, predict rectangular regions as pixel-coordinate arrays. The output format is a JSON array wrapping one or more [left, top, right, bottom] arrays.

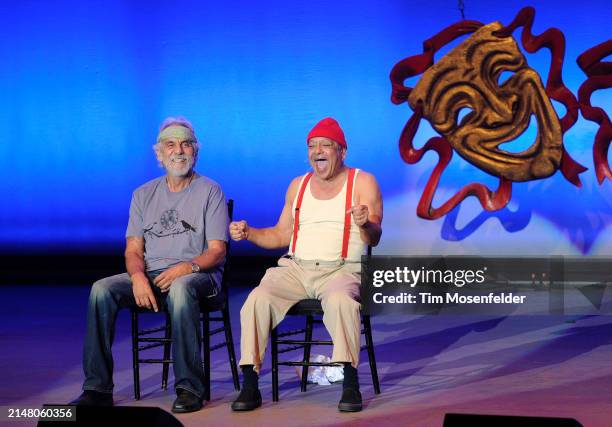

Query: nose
[[309, 141, 323, 154]]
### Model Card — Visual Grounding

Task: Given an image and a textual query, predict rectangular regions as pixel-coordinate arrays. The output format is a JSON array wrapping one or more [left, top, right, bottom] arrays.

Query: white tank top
[[289, 169, 366, 262]]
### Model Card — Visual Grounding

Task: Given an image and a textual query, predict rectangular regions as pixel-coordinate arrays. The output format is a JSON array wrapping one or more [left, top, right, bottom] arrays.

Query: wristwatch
[[191, 262, 201, 273]]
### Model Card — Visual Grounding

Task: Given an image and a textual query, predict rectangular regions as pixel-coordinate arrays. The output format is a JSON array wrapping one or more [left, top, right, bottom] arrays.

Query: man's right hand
[[229, 220, 249, 241], [131, 272, 159, 312]]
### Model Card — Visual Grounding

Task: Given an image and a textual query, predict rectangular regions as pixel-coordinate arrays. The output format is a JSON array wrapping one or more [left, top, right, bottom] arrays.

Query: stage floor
[[1, 284, 611, 426]]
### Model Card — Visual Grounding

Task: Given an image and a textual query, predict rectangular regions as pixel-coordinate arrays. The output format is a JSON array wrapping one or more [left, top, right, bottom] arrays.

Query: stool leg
[[300, 315, 314, 392], [202, 311, 211, 401], [271, 327, 279, 402], [131, 310, 141, 400], [223, 306, 240, 391], [363, 314, 380, 394], [161, 311, 171, 390]]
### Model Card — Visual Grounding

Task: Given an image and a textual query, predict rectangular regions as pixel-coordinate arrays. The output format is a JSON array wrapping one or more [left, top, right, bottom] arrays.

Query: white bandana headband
[[157, 125, 197, 143]]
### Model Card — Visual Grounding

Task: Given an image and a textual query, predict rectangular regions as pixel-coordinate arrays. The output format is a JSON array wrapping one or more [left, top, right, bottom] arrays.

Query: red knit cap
[[306, 117, 347, 148]]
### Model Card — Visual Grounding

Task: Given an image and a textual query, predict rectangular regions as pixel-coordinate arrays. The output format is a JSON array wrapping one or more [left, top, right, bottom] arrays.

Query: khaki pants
[[239, 256, 362, 373]]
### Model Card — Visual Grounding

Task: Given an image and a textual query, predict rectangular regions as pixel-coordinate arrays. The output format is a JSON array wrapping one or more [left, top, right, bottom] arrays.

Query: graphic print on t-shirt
[[143, 209, 196, 238]]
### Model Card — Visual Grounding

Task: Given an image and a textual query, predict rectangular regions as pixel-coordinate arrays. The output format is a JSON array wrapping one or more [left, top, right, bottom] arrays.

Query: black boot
[[69, 390, 113, 407], [172, 389, 203, 413], [338, 363, 362, 412], [231, 365, 262, 411]]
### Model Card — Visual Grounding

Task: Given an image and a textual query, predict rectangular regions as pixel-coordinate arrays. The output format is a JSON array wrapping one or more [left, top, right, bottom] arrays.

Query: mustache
[[170, 154, 191, 162]]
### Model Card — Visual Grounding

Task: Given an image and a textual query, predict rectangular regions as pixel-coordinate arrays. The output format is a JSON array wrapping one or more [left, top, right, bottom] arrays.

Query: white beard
[[163, 154, 194, 177]]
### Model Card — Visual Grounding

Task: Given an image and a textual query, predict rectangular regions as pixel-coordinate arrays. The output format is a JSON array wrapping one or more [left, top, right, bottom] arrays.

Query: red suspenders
[[342, 168, 356, 259], [290, 168, 356, 260], [290, 172, 313, 255]]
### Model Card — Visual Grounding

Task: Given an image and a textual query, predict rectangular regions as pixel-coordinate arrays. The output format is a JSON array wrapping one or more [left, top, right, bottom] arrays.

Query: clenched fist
[[347, 205, 369, 227], [229, 220, 249, 241]]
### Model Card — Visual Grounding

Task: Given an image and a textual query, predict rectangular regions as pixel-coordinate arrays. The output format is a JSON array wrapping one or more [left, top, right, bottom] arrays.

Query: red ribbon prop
[[577, 40, 612, 184], [390, 7, 590, 220]]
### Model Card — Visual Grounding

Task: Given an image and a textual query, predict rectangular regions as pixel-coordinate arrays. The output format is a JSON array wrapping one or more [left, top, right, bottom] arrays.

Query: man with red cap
[[229, 117, 383, 412]]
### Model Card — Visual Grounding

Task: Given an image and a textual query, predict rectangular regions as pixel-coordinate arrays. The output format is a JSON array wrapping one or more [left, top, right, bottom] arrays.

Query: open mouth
[[170, 155, 190, 166], [314, 158, 329, 172]]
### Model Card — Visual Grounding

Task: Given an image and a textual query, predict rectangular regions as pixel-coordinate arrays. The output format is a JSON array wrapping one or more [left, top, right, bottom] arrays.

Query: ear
[[341, 147, 347, 161]]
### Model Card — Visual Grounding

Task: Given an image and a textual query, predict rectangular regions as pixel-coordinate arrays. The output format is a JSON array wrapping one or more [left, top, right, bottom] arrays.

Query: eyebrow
[[164, 139, 194, 144]]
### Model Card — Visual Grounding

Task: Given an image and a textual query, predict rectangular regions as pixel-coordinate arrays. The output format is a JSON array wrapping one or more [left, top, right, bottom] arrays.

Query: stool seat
[[286, 298, 323, 315]]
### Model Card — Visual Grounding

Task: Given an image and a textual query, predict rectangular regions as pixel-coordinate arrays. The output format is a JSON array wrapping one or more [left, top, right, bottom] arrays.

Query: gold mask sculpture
[[408, 22, 562, 182], [390, 7, 588, 220]]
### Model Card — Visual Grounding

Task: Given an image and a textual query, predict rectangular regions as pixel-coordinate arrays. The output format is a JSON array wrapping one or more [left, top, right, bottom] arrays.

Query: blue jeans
[[82, 271, 217, 399]]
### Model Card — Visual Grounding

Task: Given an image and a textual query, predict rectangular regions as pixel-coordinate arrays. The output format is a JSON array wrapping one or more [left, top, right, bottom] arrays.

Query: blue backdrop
[[2, 0, 610, 255]]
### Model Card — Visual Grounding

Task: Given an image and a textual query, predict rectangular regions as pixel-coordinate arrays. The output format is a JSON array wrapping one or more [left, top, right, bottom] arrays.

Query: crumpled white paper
[[293, 354, 344, 385]]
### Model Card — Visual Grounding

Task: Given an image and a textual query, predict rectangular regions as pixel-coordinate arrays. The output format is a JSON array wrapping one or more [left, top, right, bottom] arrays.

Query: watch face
[[191, 263, 200, 273]]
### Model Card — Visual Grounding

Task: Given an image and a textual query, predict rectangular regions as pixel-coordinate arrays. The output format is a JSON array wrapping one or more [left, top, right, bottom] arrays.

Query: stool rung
[[210, 342, 227, 351], [278, 339, 333, 345], [139, 326, 166, 336], [209, 326, 225, 336], [278, 345, 305, 353], [278, 361, 343, 367], [139, 337, 172, 343], [139, 359, 173, 363], [138, 342, 166, 351], [277, 329, 306, 338], [208, 316, 223, 321]]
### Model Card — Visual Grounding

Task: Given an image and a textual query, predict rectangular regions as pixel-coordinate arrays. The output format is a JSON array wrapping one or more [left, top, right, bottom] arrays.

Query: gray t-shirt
[[126, 173, 228, 288]]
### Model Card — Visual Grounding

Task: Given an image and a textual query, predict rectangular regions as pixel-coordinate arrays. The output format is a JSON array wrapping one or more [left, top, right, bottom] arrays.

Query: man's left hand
[[153, 262, 192, 292], [347, 205, 369, 227]]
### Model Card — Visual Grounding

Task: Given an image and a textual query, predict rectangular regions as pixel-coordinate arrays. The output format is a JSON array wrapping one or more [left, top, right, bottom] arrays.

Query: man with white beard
[[70, 117, 229, 414]]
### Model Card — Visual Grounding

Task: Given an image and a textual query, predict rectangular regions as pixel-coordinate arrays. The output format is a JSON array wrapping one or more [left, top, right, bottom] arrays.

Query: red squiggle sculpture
[[577, 40, 612, 184], [390, 7, 587, 220]]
